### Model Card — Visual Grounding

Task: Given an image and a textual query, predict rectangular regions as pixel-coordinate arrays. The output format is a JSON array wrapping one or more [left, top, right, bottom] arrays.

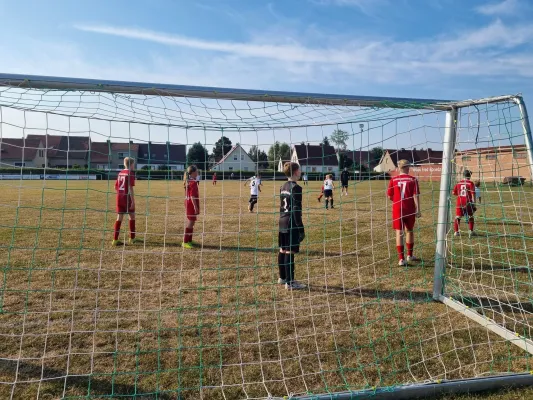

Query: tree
[[249, 145, 259, 162], [258, 149, 269, 169], [338, 153, 353, 170], [321, 136, 330, 147], [267, 142, 291, 170], [330, 129, 349, 151], [212, 136, 233, 161], [187, 142, 209, 170], [370, 147, 384, 163]]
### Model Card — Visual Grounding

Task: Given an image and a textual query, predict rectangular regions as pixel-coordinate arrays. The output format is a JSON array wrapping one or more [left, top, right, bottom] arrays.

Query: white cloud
[[309, 0, 388, 16], [475, 0, 520, 15], [73, 21, 533, 81]]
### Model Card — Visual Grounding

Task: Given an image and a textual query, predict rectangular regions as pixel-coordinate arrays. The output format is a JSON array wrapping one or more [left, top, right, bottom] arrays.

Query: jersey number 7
[[397, 181, 407, 199]]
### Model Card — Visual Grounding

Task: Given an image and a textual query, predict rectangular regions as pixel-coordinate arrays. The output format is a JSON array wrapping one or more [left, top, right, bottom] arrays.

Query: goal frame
[[1, 73, 533, 399]]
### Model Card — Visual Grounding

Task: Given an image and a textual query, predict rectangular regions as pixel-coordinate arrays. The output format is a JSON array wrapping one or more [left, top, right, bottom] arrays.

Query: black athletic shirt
[[279, 181, 304, 233], [341, 170, 349, 184]]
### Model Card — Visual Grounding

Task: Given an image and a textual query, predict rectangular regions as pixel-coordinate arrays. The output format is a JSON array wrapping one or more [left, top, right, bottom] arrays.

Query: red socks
[[129, 220, 136, 239], [406, 243, 414, 257], [454, 219, 460, 232], [468, 218, 474, 232], [184, 227, 193, 243], [396, 245, 404, 260], [114, 221, 122, 240]]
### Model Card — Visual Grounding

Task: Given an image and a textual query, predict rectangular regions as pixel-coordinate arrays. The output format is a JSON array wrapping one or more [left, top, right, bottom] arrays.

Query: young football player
[[474, 180, 481, 204], [453, 170, 477, 237], [112, 157, 142, 246], [340, 168, 350, 196], [212, 172, 217, 186], [244, 174, 262, 212], [387, 159, 421, 266], [317, 185, 324, 202], [183, 165, 200, 249], [278, 162, 306, 290], [323, 174, 335, 209], [302, 173, 308, 186]]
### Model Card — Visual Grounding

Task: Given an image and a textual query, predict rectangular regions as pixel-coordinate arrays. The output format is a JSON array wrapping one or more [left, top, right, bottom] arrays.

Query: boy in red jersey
[[452, 170, 477, 237], [183, 165, 200, 249], [112, 157, 142, 246], [212, 172, 217, 186], [387, 160, 421, 266]]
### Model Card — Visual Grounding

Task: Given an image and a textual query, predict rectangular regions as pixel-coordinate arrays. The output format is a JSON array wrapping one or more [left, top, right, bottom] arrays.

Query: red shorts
[[392, 215, 416, 231], [186, 204, 198, 221], [116, 196, 134, 213], [456, 204, 476, 217]]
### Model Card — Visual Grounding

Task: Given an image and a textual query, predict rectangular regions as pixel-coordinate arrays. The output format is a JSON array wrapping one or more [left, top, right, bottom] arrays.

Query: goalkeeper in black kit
[[278, 162, 306, 290]]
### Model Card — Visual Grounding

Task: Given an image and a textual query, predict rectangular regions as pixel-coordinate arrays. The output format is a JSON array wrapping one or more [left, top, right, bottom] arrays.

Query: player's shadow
[[158, 242, 341, 257], [306, 285, 433, 303], [0, 359, 176, 399], [458, 295, 533, 314]]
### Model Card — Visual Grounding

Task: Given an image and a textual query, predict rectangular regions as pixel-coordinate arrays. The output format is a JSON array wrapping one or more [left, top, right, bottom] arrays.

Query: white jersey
[[303, 175, 308, 181], [249, 177, 260, 196], [323, 179, 333, 190], [196, 175, 201, 182], [475, 187, 481, 199]]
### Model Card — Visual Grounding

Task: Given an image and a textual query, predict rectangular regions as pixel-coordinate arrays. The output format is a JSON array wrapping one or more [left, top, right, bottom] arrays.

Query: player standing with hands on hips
[[182, 165, 200, 249], [112, 157, 142, 246], [278, 162, 306, 290], [340, 168, 350, 196], [387, 160, 421, 266]]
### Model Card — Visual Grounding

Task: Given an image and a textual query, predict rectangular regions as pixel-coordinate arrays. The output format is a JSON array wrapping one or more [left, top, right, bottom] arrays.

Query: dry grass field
[[0, 178, 532, 399]]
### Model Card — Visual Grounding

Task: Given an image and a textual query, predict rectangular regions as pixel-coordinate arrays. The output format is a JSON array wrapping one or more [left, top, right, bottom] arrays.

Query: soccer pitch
[[0, 179, 532, 399]]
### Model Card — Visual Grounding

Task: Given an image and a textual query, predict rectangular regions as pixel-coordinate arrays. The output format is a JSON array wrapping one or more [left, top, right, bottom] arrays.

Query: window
[[164, 154, 167, 158], [514, 152, 527, 159], [241, 155, 244, 161], [144, 153, 148, 157], [233, 156, 238, 161], [228, 167, 233, 171], [14, 162, 25, 167], [244, 166, 249, 171], [461, 156, 471, 162], [486, 154, 497, 160], [118, 152, 127, 159], [311, 167, 317, 172], [118, 164, 123, 169], [38, 149, 44, 157]]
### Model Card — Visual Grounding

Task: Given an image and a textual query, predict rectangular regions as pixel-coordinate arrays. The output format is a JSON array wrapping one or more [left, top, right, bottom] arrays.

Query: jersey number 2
[[397, 181, 407, 199], [118, 176, 126, 191]]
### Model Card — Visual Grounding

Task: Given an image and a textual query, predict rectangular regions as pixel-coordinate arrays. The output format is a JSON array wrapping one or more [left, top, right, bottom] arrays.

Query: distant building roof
[[137, 142, 186, 165], [213, 144, 250, 166], [0, 138, 40, 160], [26, 134, 89, 159], [457, 144, 526, 156], [293, 144, 338, 166], [387, 148, 444, 166]]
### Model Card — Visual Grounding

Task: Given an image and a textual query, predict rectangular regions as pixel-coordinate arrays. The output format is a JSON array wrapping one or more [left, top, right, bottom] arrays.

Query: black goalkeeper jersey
[[279, 181, 304, 233], [341, 170, 349, 184]]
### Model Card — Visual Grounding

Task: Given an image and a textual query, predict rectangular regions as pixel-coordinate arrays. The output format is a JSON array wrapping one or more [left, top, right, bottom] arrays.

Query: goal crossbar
[[0, 73, 519, 111]]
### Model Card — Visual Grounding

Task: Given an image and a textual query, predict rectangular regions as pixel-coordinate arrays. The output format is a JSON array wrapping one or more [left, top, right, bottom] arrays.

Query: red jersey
[[185, 179, 200, 215], [387, 174, 420, 217], [212, 175, 217, 181], [115, 169, 135, 213], [453, 179, 475, 207]]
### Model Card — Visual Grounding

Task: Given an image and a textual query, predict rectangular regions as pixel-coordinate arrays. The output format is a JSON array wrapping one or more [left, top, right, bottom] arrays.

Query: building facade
[[211, 145, 255, 172]]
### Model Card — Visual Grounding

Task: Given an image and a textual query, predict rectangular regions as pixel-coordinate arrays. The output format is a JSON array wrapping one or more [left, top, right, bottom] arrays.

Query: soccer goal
[[0, 73, 533, 400]]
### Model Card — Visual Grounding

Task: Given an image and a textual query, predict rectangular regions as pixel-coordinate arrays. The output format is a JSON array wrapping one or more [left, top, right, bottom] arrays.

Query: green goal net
[[0, 75, 532, 399]]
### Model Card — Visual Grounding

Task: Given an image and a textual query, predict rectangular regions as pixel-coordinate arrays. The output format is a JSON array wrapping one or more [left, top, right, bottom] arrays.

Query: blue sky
[[0, 0, 532, 150]]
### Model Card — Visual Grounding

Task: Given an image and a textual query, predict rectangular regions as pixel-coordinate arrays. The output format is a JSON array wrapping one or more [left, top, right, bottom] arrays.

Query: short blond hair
[[124, 157, 135, 169], [283, 162, 299, 178], [398, 159, 411, 169]]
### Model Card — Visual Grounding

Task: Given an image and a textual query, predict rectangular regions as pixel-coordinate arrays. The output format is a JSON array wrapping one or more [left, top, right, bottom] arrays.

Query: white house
[[211, 144, 256, 172], [291, 143, 339, 177]]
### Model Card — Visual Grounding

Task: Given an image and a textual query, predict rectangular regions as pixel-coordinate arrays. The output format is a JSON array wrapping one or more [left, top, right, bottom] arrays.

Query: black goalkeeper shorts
[[278, 230, 301, 253]]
